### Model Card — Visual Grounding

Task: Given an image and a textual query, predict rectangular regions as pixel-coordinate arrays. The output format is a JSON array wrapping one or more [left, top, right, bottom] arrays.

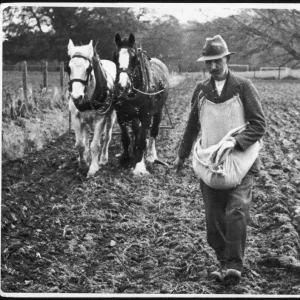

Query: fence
[[200, 67, 300, 80], [231, 69, 300, 80], [6, 61, 66, 103], [230, 68, 300, 80], [3, 61, 186, 133]]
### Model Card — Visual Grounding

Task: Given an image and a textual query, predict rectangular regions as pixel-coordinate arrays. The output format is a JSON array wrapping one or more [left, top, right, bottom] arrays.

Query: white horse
[[67, 39, 116, 176]]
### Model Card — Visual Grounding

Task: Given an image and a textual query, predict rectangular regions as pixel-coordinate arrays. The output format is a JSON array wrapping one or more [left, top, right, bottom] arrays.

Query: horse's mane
[[137, 49, 154, 92], [90, 48, 108, 105]]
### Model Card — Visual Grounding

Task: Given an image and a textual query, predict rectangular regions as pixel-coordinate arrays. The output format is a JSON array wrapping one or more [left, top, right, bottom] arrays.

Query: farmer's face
[[205, 56, 228, 80]]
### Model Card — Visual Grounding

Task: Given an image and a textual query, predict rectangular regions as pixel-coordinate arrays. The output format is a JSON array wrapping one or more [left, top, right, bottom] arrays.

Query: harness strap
[[119, 67, 129, 72], [137, 49, 148, 92], [71, 54, 91, 63], [132, 87, 164, 96], [67, 54, 93, 93], [69, 78, 89, 86], [88, 53, 109, 110], [69, 52, 114, 113], [115, 47, 167, 99]]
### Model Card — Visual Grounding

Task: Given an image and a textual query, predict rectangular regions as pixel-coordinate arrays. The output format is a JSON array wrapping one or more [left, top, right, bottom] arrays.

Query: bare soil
[[2, 76, 300, 295]]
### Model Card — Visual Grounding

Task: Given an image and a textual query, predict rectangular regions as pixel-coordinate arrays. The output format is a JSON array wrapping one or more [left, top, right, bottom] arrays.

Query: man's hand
[[214, 137, 237, 166], [173, 156, 185, 172]]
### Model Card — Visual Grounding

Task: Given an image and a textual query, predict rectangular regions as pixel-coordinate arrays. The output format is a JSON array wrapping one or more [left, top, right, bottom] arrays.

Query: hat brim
[[197, 52, 236, 62]]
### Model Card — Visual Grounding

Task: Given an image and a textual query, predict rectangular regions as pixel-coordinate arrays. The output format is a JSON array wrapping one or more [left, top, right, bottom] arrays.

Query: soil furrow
[[2, 78, 300, 295]]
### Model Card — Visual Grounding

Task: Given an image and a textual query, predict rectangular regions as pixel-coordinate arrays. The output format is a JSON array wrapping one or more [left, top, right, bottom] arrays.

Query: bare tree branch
[[230, 9, 300, 63]]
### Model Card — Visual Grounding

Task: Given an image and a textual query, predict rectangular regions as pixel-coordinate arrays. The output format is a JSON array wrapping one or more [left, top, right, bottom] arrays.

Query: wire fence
[[230, 69, 300, 80], [199, 67, 300, 80], [3, 60, 299, 116], [2, 61, 68, 130], [2, 61, 189, 135], [3, 61, 299, 163], [4, 61, 300, 87], [3, 61, 299, 132], [3, 62, 62, 72], [3, 62, 66, 100]]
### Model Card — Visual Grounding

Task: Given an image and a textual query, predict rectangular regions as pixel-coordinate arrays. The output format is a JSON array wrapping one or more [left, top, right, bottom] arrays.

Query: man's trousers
[[200, 174, 253, 271]]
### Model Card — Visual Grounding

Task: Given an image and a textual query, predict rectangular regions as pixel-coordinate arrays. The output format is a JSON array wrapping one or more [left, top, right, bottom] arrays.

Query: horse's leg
[[146, 105, 169, 167], [132, 118, 151, 176], [88, 113, 106, 177], [99, 109, 116, 166], [81, 118, 90, 166], [130, 118, 140, 156], [146, 111, 161, 163], [69, 99, 85, 166], [117, 115, 131, 167]]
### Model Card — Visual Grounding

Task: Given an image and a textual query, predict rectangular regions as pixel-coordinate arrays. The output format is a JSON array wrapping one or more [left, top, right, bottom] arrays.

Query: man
[[174, 35, 266, 283]]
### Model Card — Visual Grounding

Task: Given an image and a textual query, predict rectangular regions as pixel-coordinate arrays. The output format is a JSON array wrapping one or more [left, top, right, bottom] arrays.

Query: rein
[[132, 87, 164, 96]]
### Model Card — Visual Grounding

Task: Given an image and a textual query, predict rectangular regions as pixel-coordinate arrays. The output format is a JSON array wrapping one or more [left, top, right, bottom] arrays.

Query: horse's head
[[66, 39, 94, 103], [113, 33, 138, 98]]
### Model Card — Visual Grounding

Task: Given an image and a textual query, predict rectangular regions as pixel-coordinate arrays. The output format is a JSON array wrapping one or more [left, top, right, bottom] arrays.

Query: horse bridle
[[66, 54, 93, 93], [115, 47, 164, 98], [114, 46, 138, 85], [66, 53, 116, 114]]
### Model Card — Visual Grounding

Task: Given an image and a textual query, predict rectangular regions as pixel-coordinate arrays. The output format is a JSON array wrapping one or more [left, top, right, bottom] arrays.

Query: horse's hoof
[[87, 165, 99, 177], [146, 155, 156, 164], [132, 159, 150, 176], [99, 158, 108, 166], [132, 169, 150, 177]]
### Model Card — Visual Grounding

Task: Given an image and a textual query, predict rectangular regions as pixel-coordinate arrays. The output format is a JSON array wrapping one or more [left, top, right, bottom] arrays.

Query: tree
[[3, 6, 300, 71], [189, 9, 300, 69], [230, 9, 300, 68], [2, 6, 144, 62], [136, 15, 186, 72]]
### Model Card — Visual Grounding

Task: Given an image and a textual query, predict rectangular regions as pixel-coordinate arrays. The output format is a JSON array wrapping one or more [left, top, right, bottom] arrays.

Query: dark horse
[[113, 33, 169, 176]]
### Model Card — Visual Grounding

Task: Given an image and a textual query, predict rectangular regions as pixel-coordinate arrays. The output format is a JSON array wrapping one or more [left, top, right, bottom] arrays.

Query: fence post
[[43, 61, 48, 88], [22, 61, 28, 104], [68, 109, 71, 133], [60, 61, 64, 93], [59, 61, 71, 132], [278, 66, 281, 80]]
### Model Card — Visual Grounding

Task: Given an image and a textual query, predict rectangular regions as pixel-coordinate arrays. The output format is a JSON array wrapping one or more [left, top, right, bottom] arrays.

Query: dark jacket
[[178, 71, 266, 176]]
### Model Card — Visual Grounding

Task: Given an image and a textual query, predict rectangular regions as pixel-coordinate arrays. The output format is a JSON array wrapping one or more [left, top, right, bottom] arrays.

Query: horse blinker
[[112, 51, 118, 64]]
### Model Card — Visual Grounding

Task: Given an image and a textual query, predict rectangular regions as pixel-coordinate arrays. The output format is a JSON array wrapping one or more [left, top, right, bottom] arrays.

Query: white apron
[[192, 94, 262, 189], [200, 94, 246, 149]]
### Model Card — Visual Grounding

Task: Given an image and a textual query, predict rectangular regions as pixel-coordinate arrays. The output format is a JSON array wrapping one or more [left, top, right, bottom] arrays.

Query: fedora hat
[[197, 35, 236, 61]]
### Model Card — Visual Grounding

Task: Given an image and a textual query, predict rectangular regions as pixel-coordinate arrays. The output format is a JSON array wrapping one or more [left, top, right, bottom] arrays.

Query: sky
[[3, 3, 299, 25], [133, 4, 241, 23], [129, 3, 300, 23]]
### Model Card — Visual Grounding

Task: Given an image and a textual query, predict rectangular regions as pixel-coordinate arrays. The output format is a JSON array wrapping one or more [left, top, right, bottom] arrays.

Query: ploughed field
[[2, 75, 300, 295]]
